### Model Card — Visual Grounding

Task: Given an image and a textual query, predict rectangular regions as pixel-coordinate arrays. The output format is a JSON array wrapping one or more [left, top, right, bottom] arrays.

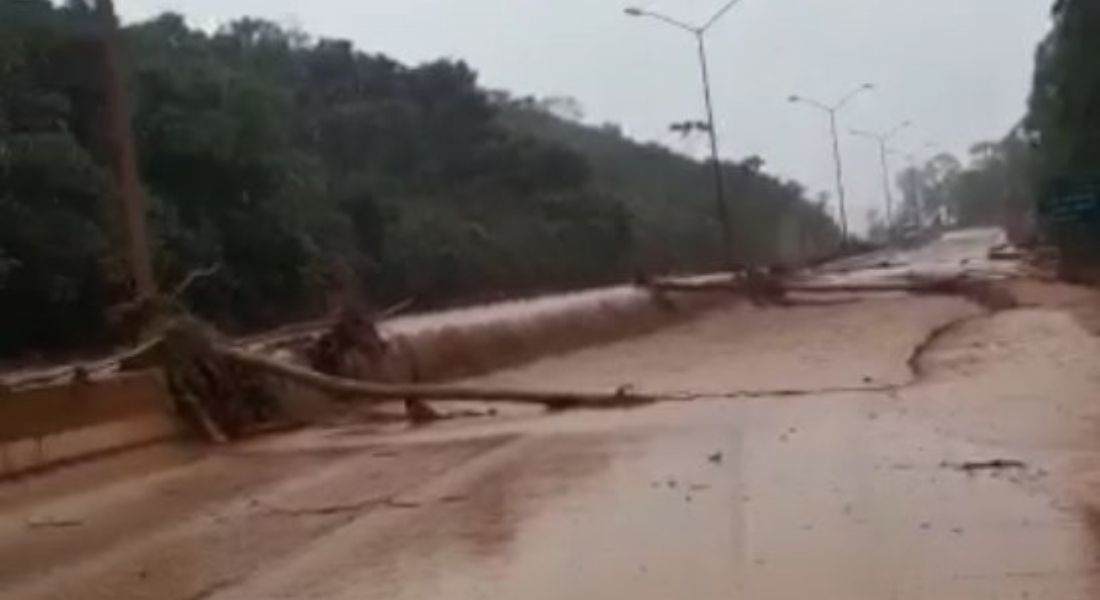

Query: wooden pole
[[96, 0, 157, 301]]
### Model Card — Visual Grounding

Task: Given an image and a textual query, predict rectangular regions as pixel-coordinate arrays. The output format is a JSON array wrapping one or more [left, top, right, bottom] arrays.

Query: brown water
[[3, 229, 1100, 599]]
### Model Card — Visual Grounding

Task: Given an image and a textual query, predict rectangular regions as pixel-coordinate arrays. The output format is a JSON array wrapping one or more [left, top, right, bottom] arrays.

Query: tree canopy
[[894, 130, 1035, 234], [0, 1, 839, 357], [892, 0, 1097, 261], [1027, 0, 1100, 181]]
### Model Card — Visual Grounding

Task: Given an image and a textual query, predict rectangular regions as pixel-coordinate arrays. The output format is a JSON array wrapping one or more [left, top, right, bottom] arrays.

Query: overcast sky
[[117, 0, 1053, 233]]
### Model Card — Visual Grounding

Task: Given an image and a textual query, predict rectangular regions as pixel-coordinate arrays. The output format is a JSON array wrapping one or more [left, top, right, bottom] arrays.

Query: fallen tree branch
[[787, 281, 960, 294], [378, 297, 414, 320], [942, 459, 1027, 473], [214, 344, 655, 410], [240, 297, 415, 355], [661, 383, 901, 401], [304, 299, 441, 422], [648, 277, 967, 296], [170, 263, 222, 299]]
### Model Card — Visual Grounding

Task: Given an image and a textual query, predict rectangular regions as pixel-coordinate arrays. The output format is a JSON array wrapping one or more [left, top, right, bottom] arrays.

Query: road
[[3, 229, 1100, 599]]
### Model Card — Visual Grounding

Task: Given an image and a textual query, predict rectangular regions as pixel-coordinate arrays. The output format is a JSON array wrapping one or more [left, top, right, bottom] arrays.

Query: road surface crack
[[662, 306, 1010, 403], [661, 384, 899, 402]]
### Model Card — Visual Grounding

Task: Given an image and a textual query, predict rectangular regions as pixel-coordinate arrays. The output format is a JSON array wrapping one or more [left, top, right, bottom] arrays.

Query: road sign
[[1039, 179, 1100, 225]]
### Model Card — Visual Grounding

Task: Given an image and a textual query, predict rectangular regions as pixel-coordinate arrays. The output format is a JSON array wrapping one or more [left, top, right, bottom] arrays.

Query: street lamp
[[851, 120, 912, 240], [787, 83, 875, 243], [625, 0, 747, 269]]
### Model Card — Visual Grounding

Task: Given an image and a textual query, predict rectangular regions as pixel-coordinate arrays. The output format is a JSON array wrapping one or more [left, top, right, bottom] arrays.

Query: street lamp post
[[788, 84, 875, 243], [625, 1, 747, 270], [851, 120, 911, 240]]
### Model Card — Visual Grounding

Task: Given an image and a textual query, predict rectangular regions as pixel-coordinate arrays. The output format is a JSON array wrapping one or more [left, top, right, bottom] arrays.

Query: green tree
[[0, 7, 840, 358], [0, 0, 114, 355], [1027, 0, 1100, 180]]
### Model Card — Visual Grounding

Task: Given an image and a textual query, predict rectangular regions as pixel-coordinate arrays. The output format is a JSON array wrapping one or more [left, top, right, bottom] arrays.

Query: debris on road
[[989, 245, 1024, 261], [942, 459, 1028, 473], [224, 343, 659, 410], [26, 518, 82, 530], [384, 499, 422, 510]]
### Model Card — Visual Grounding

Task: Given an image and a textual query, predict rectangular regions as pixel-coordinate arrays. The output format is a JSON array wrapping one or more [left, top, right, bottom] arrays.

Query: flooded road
[[4, 229, 1100, 598]]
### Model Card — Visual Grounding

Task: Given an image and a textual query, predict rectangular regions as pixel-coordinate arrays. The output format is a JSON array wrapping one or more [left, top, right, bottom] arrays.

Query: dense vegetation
[[894, 0, 1099, 266], [1028, 0, 1100, 183], [893, 131, 1035, 235], [501, 100, 838, 270], [0, 0, 839, 357]]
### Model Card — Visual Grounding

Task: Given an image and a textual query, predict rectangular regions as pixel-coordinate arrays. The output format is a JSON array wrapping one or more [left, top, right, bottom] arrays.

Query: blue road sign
[[1040, 180, 1100, 225]]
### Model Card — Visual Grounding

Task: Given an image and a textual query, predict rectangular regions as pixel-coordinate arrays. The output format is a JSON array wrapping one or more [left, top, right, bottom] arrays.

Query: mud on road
[[4, 229, 1100, 599]]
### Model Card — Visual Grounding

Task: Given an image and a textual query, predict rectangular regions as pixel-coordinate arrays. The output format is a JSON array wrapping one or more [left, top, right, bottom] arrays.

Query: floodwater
[[3, 229, 1100, 598]]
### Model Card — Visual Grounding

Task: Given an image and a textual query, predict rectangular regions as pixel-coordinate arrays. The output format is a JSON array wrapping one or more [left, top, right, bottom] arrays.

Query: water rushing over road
[[4, 229, 1100, 599]]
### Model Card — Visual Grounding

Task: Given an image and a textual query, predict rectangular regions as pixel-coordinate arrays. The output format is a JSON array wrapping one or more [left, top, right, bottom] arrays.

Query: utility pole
[[696, 34, 731, 269], [788, 83, 875, 244], [96, 0, 157, 301], [851, 120, 911, 242], [625, 0, 747, 270]]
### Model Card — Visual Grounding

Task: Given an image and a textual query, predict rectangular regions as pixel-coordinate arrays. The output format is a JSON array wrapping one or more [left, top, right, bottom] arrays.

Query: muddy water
[[217, 301, 1100, 600], [224, 400, 1100, 600], [4, 230, 1100, 599]]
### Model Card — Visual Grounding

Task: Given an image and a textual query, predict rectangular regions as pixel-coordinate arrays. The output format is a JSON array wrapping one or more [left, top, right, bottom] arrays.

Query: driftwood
[[170, 263, 222, 298], [108, 263, 222, 338], [146, 315, 653, 442], [649, 275, 1019, 313], [216, 345, 655, 410], [241, 298, 414, 355], [649, 276, 969, 297], [788, 281, 963, 295], [158, 318, 281, 443], [305, 300, 439, 422]]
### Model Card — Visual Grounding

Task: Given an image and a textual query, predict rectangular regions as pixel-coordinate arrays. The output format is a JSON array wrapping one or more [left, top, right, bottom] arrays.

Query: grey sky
[[118, 0, 1053, 232]]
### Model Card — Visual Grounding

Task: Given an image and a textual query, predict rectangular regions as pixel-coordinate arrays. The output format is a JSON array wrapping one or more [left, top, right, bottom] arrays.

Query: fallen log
[[649, 277, 966, 296], [786, 281, 961, 294], [214, 344, 656, 410], [304, 299, 440, 422], [158, 319, 279, 442], [147, 298, 654, 442]]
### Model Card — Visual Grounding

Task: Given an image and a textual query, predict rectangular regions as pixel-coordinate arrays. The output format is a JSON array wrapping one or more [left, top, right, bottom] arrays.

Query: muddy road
[[4, 229, 1100, 599]]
